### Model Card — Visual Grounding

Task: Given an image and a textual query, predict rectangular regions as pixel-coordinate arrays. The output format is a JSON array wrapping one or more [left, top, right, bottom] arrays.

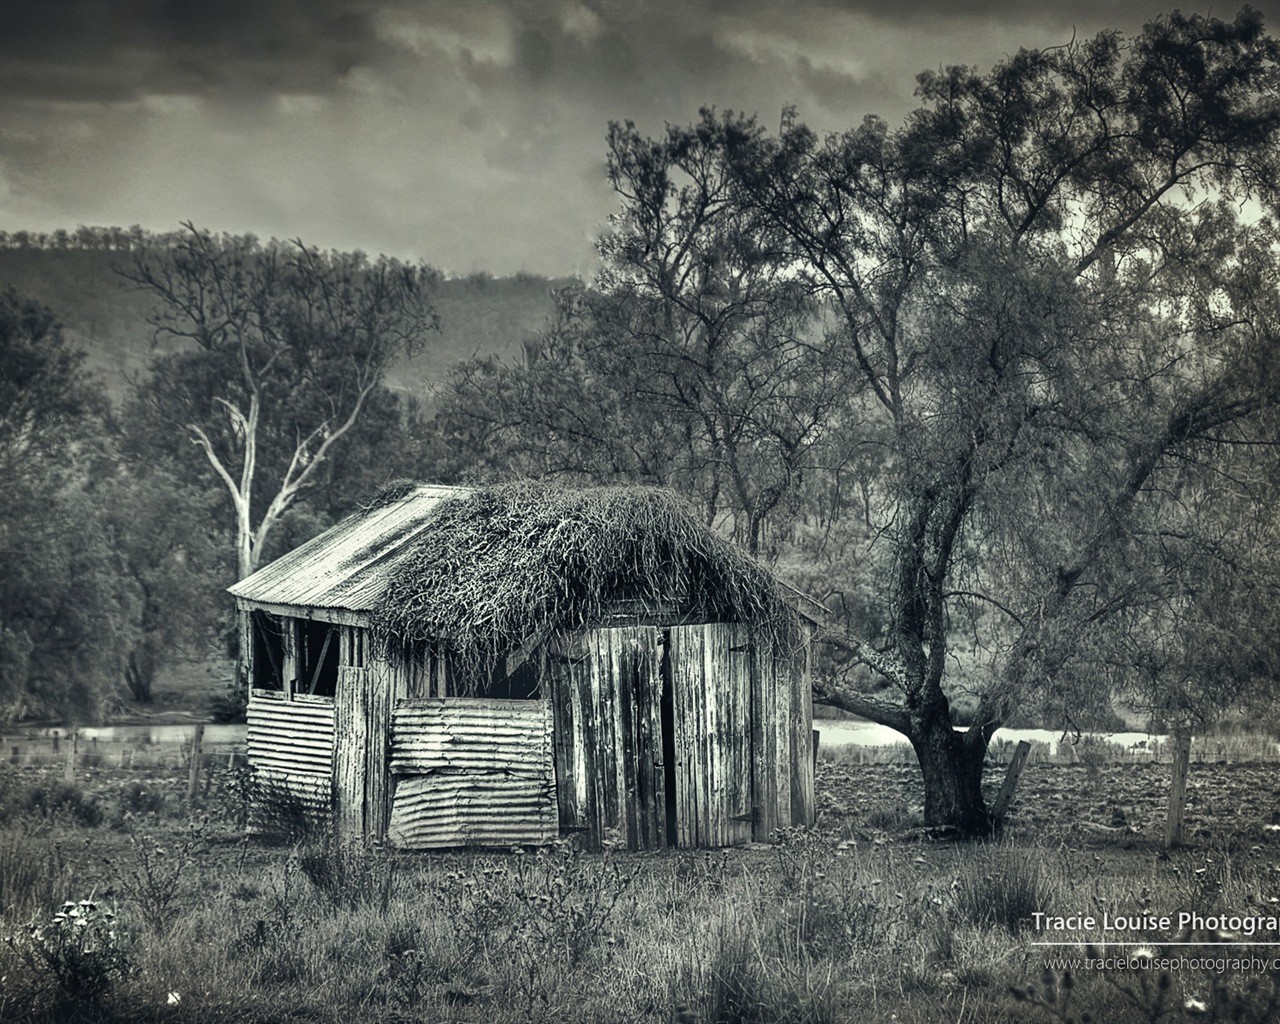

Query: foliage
[[437, 119, 856, 557], [0, 290, 131, 723], [7, 899, 130, 1009], [651, 10, 1280, 833], [372, 482, 801, 681], [2, 760, 1279, 1022], [298, 837, 400, 914], [105, 816, 207, 936], [119, 223, 441, 580], [97, 469, 228, 704]]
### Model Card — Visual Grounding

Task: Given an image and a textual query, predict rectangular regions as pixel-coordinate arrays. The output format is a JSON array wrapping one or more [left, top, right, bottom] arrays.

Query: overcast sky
[[3, 0, 1277, 277]]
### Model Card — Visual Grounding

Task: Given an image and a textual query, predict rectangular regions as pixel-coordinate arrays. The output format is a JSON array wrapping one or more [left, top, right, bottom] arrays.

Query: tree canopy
[[438, 8, 1280, 833], [0, 290, 129, 721]]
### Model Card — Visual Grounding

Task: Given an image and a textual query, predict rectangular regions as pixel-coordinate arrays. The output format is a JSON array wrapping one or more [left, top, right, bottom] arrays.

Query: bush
[[0, 780, 102, 828], [952, 847, 1057, 934], [7, 899, 130, 1012], [0, 829, 68, 921], [248, 770, 324, 844], [298, 837, 400, 913]]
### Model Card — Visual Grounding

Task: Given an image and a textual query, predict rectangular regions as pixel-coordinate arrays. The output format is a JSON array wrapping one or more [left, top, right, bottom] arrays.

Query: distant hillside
[[0, 245, 568, 401]]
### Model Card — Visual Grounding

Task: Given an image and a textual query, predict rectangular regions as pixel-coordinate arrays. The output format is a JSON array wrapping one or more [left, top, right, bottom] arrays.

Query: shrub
[[7, 899, 130, 1010], [0, 781, 102, 828], [298, 837, 400, 913], [248, 770, 324, 844], [952, 847, 1056, 934], [107, 816, 207, 935], [0, 830, 68, 922]]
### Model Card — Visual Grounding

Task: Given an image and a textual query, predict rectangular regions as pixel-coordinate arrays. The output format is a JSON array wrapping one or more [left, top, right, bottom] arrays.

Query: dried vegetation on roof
[[371, 483, 799, 673]]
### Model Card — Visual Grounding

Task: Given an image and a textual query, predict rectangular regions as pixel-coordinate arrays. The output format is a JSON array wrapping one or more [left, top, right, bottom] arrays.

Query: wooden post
[[1166, 730, 1192, 848], [64, 729, 77, 784], [187, 723, 205, 806], [992, 740, 1032, 826]]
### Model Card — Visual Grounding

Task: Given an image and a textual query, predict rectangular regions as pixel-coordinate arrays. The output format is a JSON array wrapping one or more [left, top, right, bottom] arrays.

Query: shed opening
[[298, 620, 339, 698], [251, 611, 286, 692], [441, 649, 541, 700]]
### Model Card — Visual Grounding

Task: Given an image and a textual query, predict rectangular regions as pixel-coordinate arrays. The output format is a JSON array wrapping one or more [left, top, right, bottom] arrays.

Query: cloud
[[2, 0, 1278, 276]]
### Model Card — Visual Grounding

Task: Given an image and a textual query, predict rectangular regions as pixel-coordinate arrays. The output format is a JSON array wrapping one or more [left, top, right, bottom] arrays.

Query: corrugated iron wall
[[246, 692, 335, 828], [386, 698, 556, 849]]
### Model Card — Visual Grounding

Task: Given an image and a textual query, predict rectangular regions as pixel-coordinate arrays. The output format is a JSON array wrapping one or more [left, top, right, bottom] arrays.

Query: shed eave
[[233, 597, 371, 629]]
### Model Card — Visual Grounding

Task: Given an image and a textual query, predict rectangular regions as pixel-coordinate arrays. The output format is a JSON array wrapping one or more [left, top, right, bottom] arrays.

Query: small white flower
[[1132, 946, 1156, 959], [1185, 997, 1208, 1014], [167, 991, 182, 1005]]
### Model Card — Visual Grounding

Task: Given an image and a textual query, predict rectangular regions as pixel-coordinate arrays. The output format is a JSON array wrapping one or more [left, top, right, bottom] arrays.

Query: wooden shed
[[228, 482, 815, 850]]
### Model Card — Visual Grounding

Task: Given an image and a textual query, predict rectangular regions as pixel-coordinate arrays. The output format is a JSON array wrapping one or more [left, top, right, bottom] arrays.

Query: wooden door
[[550, 627, 666, 850], [667, 624, 754, 847]]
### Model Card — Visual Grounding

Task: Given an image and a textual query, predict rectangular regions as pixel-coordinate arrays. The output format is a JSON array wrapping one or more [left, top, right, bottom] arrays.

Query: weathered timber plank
[[790, 637, 816, 826], [751, 643, 777, 840], [636, 627, 664, 850], [772, 646, 793, 832]]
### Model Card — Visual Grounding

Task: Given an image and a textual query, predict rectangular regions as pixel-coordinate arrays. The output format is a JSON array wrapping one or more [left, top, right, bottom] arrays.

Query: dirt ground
[[816, 758, 1280, 849]]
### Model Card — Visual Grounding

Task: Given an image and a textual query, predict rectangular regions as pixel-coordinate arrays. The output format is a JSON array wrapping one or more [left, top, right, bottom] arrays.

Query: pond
[[6, 724, 247, 746], [814, 719, 1165, 756]]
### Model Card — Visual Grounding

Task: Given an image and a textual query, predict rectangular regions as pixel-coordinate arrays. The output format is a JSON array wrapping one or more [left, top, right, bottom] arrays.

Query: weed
[[706, 912, 838, 1024], [0, 779, 102, 828], [248, 769, 324, 844], [106, 815, 207, 935], [298, 836, 400, 912], [0, 829, 69, 920], [1012, 956, 1280, 1024], [6, 898, 129, 1011], [951, 846, 1057, 934]]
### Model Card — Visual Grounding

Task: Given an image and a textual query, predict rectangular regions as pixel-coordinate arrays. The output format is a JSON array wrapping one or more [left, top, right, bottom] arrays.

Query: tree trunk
[[124, 644, 157, 703], [910, 717, 994, 836]]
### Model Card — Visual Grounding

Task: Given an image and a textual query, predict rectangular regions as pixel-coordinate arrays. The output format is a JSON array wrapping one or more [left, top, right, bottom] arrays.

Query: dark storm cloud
[[3, 0, 1279, 276], [0, 0, 390, 102]]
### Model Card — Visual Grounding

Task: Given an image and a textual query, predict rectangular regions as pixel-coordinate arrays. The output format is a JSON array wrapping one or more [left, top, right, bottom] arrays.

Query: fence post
[[187, 723, 205, 807], [64, 729, 77, 784], [992, 740, 1032, 827], [1166, 730, 1192, 848]]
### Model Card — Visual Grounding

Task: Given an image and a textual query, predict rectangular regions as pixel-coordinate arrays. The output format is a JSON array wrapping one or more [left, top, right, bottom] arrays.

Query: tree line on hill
[[3, 8, 1280, 834]]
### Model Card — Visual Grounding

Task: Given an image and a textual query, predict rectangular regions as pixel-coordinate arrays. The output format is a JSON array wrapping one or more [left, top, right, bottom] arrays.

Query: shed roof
[[228, 484, 473, 613]]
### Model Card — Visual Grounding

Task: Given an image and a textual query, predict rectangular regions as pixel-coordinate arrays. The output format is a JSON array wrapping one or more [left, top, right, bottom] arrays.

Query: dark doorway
[[298, 620, 339, 697], [251, 611, 285, 691], [659, 629, 678, 846]]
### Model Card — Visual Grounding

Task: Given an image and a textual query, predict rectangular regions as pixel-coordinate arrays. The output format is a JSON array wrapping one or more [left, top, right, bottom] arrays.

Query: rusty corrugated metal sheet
[[247, 693, 335, 776], [247, 693, 336, 829], [390, 698, 553, 773], [387, 697, 556, 849], [228, 484, 472, 612], [387, 776, 557, 849]]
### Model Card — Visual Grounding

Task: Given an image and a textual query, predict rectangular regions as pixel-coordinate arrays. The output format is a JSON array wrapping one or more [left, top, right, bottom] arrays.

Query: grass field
[[2, 753, 1279, 1023]]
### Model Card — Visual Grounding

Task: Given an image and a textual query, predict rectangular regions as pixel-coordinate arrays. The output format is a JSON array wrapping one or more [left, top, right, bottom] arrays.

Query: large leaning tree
[[522, 9, 1280, 834], [120, 223, 440, 581], [724, 8, 1280, 833]]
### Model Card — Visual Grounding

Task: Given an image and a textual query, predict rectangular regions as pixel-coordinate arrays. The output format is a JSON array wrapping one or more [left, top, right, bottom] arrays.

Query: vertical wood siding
[[668, 624, 754, 847], [387, 698, 556, 849], [547, 622, 809, 851], [550, 628, 667, 851], [790, 635, 816, 826], [332, 667, 368, 839], [246, 692, 334, 827]]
